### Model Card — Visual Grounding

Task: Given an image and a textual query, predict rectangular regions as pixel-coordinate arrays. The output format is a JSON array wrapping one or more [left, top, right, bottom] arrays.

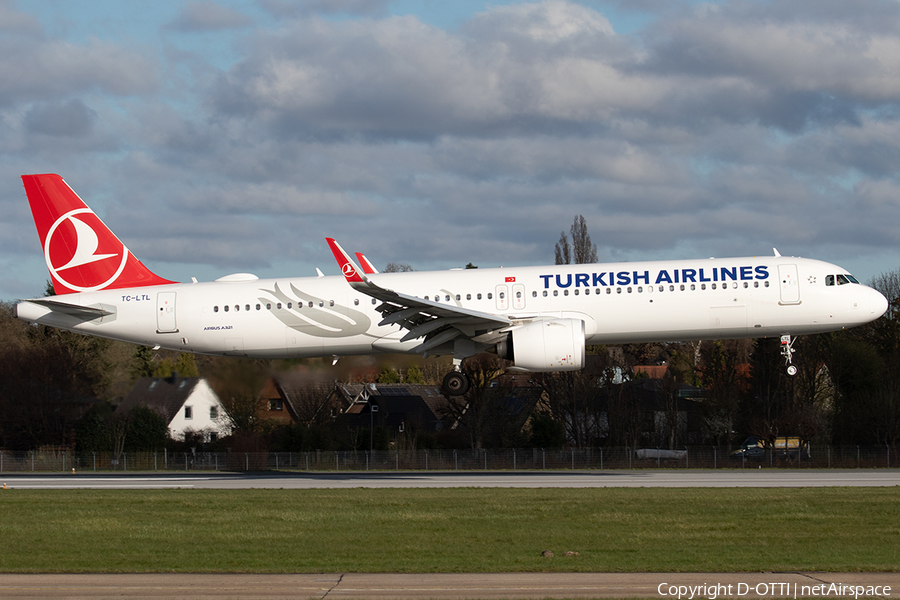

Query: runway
[[0, 572, 897, 599], [2, 469, 899, 489]]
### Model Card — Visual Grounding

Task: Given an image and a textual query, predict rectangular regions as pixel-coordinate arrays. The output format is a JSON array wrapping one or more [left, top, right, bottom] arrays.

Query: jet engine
[[496, 318, 585, 372]]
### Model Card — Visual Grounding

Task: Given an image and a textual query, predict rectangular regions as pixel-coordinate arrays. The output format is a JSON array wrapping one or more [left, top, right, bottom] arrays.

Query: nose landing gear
[[781, 335, 798, 376]]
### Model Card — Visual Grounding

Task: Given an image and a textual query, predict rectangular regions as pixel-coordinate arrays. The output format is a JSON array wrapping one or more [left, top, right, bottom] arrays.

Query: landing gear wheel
[[442, 371, 470, 396], [780, 335, 798, 377]]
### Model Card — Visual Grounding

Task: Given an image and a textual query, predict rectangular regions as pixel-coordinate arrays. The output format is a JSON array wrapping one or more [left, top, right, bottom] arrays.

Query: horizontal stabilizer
[[19, 298, 116, 321]]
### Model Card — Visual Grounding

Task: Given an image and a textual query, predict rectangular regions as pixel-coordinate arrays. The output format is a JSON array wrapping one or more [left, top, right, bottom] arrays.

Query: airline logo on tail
[[22, 174, 176, 294], [45, 208, 129, 292]]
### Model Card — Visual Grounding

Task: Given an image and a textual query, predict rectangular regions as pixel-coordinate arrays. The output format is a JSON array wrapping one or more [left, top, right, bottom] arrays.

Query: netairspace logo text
[[657, 582, 891, 599]]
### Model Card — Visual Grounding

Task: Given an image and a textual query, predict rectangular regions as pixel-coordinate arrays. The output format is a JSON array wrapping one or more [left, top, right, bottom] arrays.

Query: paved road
[[2, 469, 899, 489], [0, 572, 897, 599]]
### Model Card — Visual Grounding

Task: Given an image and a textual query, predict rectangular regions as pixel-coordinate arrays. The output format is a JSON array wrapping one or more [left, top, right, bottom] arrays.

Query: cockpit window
[[827, 274, 859, 286]]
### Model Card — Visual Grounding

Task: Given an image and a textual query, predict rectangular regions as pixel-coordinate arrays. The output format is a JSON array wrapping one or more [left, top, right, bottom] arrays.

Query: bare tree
[[383, 263, 414, 272], [554, 231, 571, 265], [555, 215, 598, 265]]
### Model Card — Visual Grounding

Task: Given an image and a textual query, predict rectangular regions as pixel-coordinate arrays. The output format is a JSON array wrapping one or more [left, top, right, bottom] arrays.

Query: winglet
[[326, 238, 368, 284], [355, 252, 379, 274]]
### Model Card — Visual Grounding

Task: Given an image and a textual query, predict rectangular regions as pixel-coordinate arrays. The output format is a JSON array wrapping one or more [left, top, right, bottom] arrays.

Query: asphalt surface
[[2, 469, 899, 489], [0, 572, 898, 599]]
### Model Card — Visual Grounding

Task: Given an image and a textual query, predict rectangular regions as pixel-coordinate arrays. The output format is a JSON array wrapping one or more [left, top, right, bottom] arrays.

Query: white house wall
[[167, 379, 232, 442]]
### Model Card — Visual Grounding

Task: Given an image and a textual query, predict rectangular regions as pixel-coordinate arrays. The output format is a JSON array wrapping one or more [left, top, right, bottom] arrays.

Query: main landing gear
[[781, 335, 798, 376], [442, 358, 470, 396]]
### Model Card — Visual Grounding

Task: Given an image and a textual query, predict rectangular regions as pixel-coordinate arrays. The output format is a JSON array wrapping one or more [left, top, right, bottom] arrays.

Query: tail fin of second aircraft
[[22, 174, 176, 295]]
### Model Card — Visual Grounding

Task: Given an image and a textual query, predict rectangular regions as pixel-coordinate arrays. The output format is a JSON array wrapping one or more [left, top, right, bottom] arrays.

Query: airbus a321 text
[[16, 174, 889, 395]]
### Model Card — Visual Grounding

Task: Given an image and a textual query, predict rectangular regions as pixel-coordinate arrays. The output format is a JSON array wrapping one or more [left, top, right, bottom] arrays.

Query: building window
[[210, 406, 218, 419], [269, 399, 283, 411], [184, 406, 193, 419]]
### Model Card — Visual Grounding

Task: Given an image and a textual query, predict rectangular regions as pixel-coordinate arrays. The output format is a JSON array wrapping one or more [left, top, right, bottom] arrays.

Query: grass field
[[1, 487, 898, 573]]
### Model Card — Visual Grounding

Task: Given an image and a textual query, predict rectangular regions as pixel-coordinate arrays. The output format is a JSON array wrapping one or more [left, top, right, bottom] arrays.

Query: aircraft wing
[[326, 238, 512, 354]]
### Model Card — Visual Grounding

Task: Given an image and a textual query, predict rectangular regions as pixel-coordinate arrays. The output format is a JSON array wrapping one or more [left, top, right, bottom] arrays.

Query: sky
[[2, 0, 900, 300]]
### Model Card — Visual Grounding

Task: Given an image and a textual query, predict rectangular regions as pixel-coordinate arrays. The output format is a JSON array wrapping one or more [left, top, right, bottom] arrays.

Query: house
[[119, 376, 231, 442], [257, 374, 337, 425]]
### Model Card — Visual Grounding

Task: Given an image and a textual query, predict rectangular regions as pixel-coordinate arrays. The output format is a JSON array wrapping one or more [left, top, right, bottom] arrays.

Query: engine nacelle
[[497, 318, 585, 372]]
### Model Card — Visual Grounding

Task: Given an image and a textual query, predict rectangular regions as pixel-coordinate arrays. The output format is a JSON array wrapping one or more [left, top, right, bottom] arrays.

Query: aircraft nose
[[868, 286, 889, 319]]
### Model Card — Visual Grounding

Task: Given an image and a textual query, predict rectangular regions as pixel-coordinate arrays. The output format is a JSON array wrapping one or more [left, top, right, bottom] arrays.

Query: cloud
[[24, 99, 97, 137], [0, 38, 158, 106], [0, 0, 40, 35], [3, 0, 900, 300], [167, 1, 252, 32], [257, 0, 392, 18]]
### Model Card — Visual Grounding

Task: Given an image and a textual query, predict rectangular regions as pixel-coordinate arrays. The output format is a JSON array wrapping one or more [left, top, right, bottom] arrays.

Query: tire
[[442, 371, 470, 396]]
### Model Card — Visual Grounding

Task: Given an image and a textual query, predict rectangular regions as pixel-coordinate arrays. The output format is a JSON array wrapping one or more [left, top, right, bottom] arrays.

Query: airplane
[[16, 173, 889, 396]]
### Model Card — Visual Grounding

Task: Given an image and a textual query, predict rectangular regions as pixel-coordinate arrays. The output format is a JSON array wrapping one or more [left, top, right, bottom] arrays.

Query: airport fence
[[0, 445, 895, 472]]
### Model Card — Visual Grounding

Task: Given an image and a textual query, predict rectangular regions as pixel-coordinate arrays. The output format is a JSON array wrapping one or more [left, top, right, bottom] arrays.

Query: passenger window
[[564, 290, 569, 296], [256, 304, 261, 310], [543, 291, 548, 297], [488, 293, 493, 299], [266, 303, 272, 310], [224, 305, 229, 312], [330, 300, 334, 307], [553, 290, 558, 297], [467, 294, 472, 300], [276, 303, 282, 309], [234, 305, 240, 311], [477, 293, 482, 300], [214, 306, 219, 313], [354, 299, 359, 305]]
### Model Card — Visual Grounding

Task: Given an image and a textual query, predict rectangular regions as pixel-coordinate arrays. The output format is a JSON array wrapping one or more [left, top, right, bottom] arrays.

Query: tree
[[554, 215, 598, 265], [441, 354, 510, 449], [125, 405, 168, 451], [384, 263, 414, 272]]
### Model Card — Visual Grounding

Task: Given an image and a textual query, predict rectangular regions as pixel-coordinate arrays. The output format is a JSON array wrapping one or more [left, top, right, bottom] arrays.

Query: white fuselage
[[17, 256, 888, 359]]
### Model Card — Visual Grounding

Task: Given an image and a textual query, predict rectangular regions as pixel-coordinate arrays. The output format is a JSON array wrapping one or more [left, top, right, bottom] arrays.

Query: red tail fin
[[22, 174, 176, 294]]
